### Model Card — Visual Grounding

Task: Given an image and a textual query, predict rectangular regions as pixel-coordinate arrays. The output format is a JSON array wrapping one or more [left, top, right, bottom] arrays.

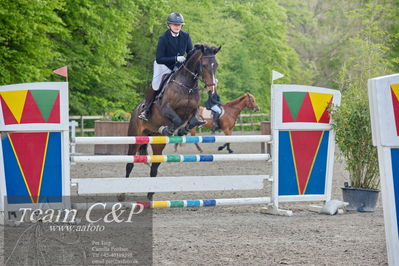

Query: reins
[[172, 53, 217, 93], [171, 79, 199, 94]]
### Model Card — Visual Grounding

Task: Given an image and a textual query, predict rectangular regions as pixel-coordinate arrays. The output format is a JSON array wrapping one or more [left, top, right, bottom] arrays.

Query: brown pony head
[[245, 93, 260, 112]]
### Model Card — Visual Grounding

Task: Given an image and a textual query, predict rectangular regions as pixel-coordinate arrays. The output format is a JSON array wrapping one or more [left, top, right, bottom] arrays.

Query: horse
[[174, 93, 259, 153], [121, 44, 221, 201]]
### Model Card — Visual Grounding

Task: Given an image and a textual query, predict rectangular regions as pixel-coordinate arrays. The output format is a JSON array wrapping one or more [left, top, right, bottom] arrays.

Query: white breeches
[[211, 105, 222, 114], [152, 61, 172, 91]]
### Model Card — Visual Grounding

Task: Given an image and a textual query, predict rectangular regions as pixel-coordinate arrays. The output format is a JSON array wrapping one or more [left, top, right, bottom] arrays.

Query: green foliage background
[[0, 0, 397, 115], [330, 87, 379, 189]]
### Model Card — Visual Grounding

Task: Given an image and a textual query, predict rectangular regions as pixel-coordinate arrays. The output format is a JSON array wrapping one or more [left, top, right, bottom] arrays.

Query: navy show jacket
[[155, 30, 193, 70]]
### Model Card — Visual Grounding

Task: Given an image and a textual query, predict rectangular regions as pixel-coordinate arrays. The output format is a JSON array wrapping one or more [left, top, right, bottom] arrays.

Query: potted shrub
[[94, 110, 131, 155], [330, 87, 380, 212]]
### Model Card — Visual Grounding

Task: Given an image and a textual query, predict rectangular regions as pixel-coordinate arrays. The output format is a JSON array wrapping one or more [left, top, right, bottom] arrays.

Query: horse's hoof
[[138, 112, 149, 121], [177, 128, 188, 136], [218, 146, 224, 151], [117, 193, 126, 202], [147, 192, 154, 201], [197, 120, 207, 128], [228, 150, 234, 154], [162, 127, 174, 136]]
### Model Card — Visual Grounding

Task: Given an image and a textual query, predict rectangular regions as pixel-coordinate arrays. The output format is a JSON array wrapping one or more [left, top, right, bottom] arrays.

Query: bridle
[[247, 94, 257, 111], [200, 55, 217, 89], [179, 54, 217, 88]]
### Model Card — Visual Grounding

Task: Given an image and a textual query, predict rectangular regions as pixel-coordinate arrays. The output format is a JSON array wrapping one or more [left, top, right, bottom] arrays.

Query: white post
[[69, 120, 78, 154], [368, 74, 399, 266]]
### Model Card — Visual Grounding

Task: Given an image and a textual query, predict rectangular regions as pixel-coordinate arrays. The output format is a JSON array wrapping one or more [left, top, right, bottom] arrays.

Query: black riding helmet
[[166, 12, 185, 25]]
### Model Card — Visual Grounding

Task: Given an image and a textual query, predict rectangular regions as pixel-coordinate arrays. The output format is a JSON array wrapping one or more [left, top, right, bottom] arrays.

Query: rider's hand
[[176, 56, 186, 63]]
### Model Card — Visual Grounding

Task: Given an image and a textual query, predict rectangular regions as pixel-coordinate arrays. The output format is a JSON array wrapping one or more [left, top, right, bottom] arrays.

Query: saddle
[[154, 72, 174, 102]]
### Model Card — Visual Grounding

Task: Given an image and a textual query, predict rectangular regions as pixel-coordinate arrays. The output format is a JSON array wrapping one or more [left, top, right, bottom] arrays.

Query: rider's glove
[[176, 56, 186, 63]]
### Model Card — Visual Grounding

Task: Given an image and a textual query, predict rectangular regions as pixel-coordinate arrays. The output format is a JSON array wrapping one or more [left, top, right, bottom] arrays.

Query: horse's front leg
[[177, 115, 196, 136], [226, 143, 233, 153], [159, 103, 183, 136], [218, 129, 234, 153], [218, 143, 227, 151], [177, 110, 205, 136]]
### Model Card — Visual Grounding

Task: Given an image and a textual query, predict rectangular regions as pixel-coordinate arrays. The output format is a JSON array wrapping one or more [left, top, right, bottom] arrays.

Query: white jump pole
[[71, 153, 271, 164], [73, 135, 272, 145]]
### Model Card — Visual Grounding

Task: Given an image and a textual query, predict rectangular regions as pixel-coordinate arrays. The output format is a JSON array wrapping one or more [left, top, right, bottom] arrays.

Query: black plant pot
[[341, 186, 380, 212]]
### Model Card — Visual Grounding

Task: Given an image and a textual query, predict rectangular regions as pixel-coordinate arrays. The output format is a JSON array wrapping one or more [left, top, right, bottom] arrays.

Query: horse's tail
[[139, 144, 148, 155], [127, 100, 144, 136]]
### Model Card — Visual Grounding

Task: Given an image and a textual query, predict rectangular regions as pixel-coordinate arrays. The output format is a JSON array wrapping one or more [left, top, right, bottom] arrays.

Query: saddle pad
[[200, 107, 224, 119]]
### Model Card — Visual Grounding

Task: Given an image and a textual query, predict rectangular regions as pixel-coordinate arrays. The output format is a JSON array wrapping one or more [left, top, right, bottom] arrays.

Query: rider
[[139, 12, 202, 124], [205, 89, 222, 132]]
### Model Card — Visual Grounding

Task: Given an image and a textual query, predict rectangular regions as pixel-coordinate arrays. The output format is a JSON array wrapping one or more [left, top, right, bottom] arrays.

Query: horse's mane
[[186, 43, 220, 61], [225, 94, 249, 106], [185, 48, 197, 62]]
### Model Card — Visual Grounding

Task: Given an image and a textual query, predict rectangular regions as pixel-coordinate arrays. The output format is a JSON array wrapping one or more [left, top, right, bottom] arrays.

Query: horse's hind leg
[[118, 143, 141, 202], [125, 144, 137, 178], [147, 143, 166, 200], [174, 143, 178, 153], [125, 143, 142, 177], [125, 163, 134, 177], [125, 144, 148, 177], [194, 143, 203, 153], [190, 128, 203, 153]]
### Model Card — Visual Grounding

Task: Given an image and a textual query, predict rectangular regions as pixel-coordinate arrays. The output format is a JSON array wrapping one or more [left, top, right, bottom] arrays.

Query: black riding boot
[[193, 113, 207, 128], [138, 89, 157, 121], [212, 112, 221, 133]]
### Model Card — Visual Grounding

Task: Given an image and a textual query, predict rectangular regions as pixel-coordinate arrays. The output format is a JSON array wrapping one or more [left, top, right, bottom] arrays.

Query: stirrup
[[212, 120, 219, 132], [138, 111, 149, 121], [197, 120, 207, 128]]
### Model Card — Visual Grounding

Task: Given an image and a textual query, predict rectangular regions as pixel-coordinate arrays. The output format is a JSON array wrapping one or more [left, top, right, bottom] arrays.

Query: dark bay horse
[[175, 93, 259, 153], [121, 44, 221, 200]]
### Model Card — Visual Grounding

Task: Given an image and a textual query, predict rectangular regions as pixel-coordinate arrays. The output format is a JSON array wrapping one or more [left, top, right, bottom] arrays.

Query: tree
[[166, 0, 303, 111], [55, 0, 140, 114], [336, 1, 392, 91], [0, 0, 65, 84], [126, 0, 169, 97], [279, 0, 395, 89]]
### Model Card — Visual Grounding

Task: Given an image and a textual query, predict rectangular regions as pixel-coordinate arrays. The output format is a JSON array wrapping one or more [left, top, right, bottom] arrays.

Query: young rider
[[139, 12, 194, 121], [205, 90, 222, 132]]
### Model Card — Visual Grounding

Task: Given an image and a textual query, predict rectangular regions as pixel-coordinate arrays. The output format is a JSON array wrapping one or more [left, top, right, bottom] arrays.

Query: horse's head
[[191, 44, 221, 93], [245, 93, 260, 112]]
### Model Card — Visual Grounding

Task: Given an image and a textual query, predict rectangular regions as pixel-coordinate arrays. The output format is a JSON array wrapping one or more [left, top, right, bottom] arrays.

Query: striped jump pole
[[71, 153, 270, 164], [71, 197, 271, 210], [73, 135, 272, 145]]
